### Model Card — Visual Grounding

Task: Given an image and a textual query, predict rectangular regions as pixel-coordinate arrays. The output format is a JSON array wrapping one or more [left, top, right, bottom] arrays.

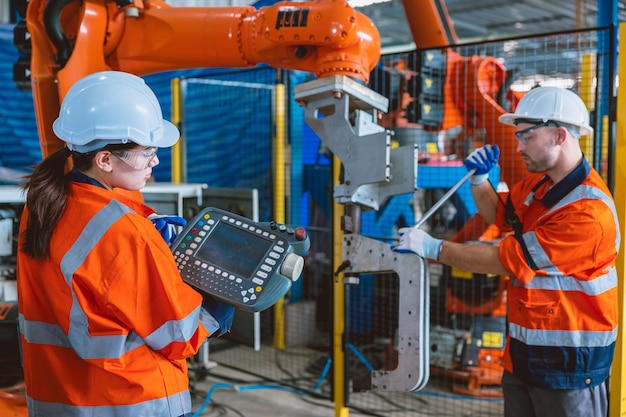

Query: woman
[[17, 71, 233, 417]]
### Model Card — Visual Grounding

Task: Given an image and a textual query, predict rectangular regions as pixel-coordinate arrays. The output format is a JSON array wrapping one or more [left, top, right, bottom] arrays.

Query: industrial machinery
[[368, 46, 515, 397], [6, 0, 526, 414], [172, 206, 310, 312], [15, 0, 381, 157], [8, 0, 386, 414], [294, 75, 429, 391]]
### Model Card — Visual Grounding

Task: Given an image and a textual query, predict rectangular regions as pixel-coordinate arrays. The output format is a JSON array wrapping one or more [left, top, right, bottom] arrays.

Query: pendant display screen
[[194, 221, 272, 278]]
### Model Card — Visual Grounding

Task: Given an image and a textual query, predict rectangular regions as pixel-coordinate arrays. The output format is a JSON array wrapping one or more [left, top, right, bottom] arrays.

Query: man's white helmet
[[498, 86, 593, 136], [53, 71, 180, 153]]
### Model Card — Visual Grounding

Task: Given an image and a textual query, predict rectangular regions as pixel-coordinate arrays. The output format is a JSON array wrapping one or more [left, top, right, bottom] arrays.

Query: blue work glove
[[202, 294, 235, 339], [464, 144, 500, 185], [392, 227, 443, 260], [149, 214, 187, 244]]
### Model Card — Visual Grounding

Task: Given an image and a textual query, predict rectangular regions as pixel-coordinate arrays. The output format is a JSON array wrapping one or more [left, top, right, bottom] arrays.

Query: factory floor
[[190, 341, 505, 417], [1, 352, 504, 417], [191, 364, 369, 417]]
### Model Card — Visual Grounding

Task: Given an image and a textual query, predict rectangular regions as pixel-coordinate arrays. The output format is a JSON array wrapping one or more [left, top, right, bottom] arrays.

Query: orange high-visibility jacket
[[17, 182, 218, 417], [495, 158, 619, 389]]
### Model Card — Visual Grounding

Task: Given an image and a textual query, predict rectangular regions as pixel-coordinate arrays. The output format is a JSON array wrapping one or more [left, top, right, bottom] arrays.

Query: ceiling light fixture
[[348, 0, 392, 8]]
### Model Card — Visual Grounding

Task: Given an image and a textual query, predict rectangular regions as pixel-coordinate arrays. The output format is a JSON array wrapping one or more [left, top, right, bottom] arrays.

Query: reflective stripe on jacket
[[17, 183, 217, 417], [496, 165, 619, 389]]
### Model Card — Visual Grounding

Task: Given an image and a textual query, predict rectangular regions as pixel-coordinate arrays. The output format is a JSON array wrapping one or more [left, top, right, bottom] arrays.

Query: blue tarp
[[0, 23, 41, 179]]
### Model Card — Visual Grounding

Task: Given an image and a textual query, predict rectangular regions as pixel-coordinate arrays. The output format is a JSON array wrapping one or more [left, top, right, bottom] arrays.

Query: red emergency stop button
[[294, 227, 307, 241]]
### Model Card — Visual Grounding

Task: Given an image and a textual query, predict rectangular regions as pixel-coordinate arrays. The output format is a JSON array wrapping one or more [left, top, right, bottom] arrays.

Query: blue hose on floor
[[193, 383, 304, 416]]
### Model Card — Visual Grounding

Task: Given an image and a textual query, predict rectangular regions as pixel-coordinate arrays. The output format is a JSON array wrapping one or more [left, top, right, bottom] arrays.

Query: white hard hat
[[498, 86, 593, 136], [53, 71, 180, 153]]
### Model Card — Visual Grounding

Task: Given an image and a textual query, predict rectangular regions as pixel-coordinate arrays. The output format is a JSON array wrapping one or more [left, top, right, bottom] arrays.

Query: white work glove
[[148, 214, 187, 245], [392, 227, 443, 260], [464, 144, 500, 185]]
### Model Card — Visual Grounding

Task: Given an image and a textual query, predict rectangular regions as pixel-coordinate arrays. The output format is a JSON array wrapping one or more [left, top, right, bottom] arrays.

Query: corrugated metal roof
[[353, 0, 626, 50]]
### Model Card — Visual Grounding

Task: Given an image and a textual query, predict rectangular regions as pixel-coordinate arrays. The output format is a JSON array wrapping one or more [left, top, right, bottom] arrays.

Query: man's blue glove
[[202, 294, 235, 339], [392, 227, 443, 260], [464, 144, 500, 185], [149, 214, 187, 244]]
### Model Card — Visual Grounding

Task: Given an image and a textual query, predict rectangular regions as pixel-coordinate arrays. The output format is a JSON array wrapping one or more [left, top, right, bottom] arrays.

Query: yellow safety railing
[[609, 22, 626, 417], [272, 83, 287, 350]]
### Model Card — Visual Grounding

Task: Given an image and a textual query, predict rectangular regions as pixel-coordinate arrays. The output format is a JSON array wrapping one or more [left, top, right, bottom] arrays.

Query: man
[[393, 86, 619, 417]]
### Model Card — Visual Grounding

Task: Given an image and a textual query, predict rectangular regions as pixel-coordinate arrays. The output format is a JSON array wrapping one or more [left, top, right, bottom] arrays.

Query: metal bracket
[[295, 75, 429, 393], [343, 234, 430, 392], [294, 75, 417, 210]]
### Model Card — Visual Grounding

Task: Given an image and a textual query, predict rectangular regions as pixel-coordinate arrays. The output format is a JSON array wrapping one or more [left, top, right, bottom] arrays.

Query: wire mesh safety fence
[[176, 67, 343, 409], [179, 27, 615, 417], [345, 27, 614, 416]]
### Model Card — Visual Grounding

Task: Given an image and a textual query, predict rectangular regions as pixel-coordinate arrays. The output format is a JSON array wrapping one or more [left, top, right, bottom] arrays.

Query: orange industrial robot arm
[[25, 0, 381, 157]]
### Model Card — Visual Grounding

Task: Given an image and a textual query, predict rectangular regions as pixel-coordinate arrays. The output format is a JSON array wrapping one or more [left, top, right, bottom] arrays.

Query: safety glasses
[[514, 120, 560, 143], [112, 147, 158, 170]]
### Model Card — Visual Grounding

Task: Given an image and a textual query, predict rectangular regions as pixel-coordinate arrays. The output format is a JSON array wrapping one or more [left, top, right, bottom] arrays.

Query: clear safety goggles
[[112, 147, 159, 170], [514, 120, 560, 143]]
